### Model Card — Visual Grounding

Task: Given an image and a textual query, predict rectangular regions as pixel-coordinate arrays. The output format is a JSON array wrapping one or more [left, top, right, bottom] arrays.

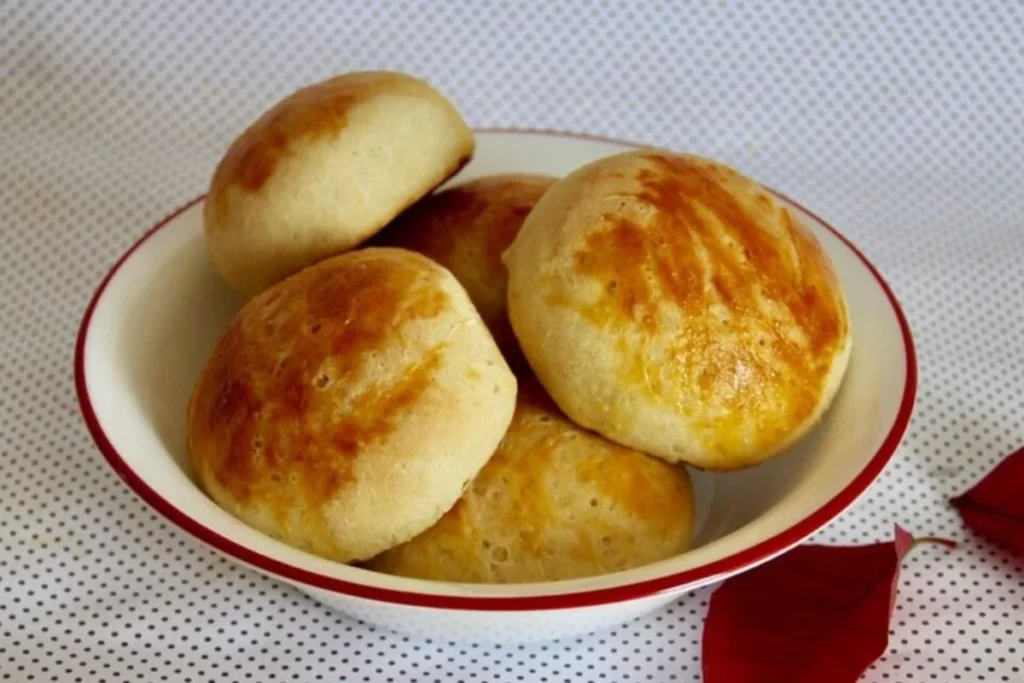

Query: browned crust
[[379, 174, 553, 273], [375, 173, 555, 362], [187, 249, 450, 522], [546, 152, 849, 458], [206, 71, 444, 228], [365, 376, 693, 581]]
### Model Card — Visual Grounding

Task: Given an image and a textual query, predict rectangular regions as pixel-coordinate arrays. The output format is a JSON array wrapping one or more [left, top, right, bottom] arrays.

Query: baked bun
[[504, 150, 851, 470], [203, 71, 475, 295], [187, 247, 516, 563], [365, 378, 694, 583], [374, 174, 555, 361]]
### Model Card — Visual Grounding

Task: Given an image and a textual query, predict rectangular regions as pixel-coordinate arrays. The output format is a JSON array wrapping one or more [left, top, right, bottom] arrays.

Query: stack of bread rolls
[[187, 71, 852, 584]]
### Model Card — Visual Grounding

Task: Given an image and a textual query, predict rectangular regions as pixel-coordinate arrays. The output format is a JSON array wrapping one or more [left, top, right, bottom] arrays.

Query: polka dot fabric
[[1, 1, 1022, 680]]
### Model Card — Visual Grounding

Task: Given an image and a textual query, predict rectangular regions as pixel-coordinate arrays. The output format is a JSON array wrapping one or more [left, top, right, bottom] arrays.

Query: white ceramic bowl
[[75, 130, 915, 644]]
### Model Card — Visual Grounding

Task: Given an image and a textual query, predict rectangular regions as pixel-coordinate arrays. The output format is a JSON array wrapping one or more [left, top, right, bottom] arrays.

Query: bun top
[[365, 377, 694, 583], [504, 150, 851, 468], [187, 247, 517, 563], [203, 71, 475, 295], [207, 71, 445, 203], [375, 173, 555, 361]]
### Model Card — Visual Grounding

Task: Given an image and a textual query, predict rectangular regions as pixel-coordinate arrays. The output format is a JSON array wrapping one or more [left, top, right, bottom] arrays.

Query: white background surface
[[1, 1, 1022, 681]]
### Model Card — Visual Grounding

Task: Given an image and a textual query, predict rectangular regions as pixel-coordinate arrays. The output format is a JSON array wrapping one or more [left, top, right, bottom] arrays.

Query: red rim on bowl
[[74, 129, 917, 611]]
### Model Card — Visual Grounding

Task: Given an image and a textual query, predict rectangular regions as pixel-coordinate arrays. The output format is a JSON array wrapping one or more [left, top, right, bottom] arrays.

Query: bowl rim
[[74, 127, 917, 611]]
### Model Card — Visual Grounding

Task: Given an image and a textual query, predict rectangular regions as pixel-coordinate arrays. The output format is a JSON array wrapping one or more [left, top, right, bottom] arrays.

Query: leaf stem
[[911, 536, 957, 551]]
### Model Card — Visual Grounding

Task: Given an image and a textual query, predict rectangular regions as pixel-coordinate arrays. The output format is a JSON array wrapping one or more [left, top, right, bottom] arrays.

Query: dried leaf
[[951, 445, 1024, 559], [701, 526, 954, 683]]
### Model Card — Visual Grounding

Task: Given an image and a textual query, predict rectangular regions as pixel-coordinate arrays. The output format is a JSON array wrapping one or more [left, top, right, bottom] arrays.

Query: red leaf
[[701, 526, 953, 683], [951, 445, 1024, 560]]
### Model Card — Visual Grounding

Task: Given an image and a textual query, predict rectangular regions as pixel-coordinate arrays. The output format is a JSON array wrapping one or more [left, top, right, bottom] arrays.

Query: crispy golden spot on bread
[[379, 173, 555, 285], [190, 250, 449, 515], [365, 376, 694, 582], [554, 153, 848, 459], [207, 72, 432, 229], [376, 173, 556, 362]]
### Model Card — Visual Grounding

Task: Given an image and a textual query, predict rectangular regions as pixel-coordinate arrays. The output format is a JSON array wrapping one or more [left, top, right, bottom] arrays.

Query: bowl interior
[[80, 131, 911, 599]]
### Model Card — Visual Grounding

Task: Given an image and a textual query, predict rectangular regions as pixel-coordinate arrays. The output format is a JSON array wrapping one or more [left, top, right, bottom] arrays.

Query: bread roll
[[503, 150, 851, 470], [365, 378, 694, 583], [187, 247, 516, 563], [375, 174, 555, 362], [204, 71, 474, 295]]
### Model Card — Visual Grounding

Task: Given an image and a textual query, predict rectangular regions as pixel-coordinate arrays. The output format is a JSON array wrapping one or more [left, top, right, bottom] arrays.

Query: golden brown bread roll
[[374, 174, 556, 363], [365, 378, 694, 583], [187, 247, 516, 563], [503, 150, 852, 470], [204, 71, 475, 295]]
